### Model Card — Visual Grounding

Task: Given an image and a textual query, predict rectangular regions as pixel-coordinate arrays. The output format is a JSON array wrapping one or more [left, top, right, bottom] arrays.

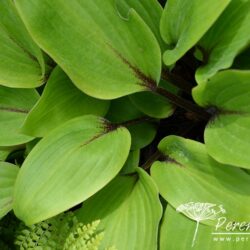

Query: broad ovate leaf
[[0, 86, 39, 147], [151, 135, 250, 226], [0, 0, 46, 88], [117, 0, 166, 51], [160, 205, 249, 250], [193, 70, 250, 169], [77, 168, 162, 250], [160, 0, 230, 65], [13, 115, 131, 225], [0, 162, 19, 218], [22, 67, 110, 137], [15, 0, 161, 99], [196, 0, 250, 83]]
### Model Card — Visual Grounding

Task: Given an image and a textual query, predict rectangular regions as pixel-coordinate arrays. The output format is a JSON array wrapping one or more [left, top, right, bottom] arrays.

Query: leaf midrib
[[0, 106, 29, 114]]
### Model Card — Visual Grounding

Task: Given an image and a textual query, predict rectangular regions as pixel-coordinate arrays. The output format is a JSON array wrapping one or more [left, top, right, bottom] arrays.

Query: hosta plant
[[0, 0, 250, 249]]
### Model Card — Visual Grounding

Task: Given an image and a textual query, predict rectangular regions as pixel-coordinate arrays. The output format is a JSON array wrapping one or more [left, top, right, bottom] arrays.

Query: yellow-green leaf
[[13, 115, 131, 225], [0, 0, 46, 88], [15, 0, 161, 99]]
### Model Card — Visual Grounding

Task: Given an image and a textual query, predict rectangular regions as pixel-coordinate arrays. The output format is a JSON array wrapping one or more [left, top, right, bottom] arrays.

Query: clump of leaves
[[0, 0, 250, 249]]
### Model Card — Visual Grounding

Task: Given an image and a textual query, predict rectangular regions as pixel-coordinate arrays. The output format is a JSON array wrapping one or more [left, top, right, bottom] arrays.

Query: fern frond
[[15, 212, 76, 249], [15, 222, 54, 249], [14, 212, 116, 250], [63, 220, 104, 250]]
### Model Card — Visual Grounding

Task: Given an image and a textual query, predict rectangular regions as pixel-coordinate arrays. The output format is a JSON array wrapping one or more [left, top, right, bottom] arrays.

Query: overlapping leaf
[[151, 135, 250, 226], [15, 0, 161, 99], [106, 97, 157, 149], [0, 0, 46, 88], [129, 80, 176, 119], [160, 0, 230, 66], [13, 115, 131, 225], [22, 67, 110, 137], [0, 86, 39, 147], [0, 162, 19, 219], [193, 70, 250, 168], [121, 150, 140, 174], [0, 149, 11, 161], [106, 97, 142, 122], [116, 0, 166, 51], [196, 0, 250, 83], [77, 168, 162, 250]]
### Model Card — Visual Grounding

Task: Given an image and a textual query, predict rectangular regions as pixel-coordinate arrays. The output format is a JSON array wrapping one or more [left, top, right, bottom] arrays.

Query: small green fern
[[63, 220, 103, 250], [14, 212, 116, 250]]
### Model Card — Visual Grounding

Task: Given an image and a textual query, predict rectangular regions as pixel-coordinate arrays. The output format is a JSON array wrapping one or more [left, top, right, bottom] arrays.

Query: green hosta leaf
[[0, 86, 39, 147], [129, 123, 156, 150], [151, 135, 250, 226], [196, 0, 250, 83], [106, 97, 157, 149], [77, 168, 162, 250], [116, 0, 166, 51], [160, 0, 230, 65], [121, 150, 140, 174], [193, 70, 250, 168], [15, 0, 161, 99], [22, 67, 110, 137], [13, 115, 131, 225], [129, 80, 176, 119], [0, 0, 46, 88], [106, 97, 142, 123], [0, 162, 19, 218], [160, 205, 250, 250]]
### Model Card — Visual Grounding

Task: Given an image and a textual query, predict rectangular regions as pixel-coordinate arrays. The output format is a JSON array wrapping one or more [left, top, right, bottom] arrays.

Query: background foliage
[[0, 0, 250, 249]]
